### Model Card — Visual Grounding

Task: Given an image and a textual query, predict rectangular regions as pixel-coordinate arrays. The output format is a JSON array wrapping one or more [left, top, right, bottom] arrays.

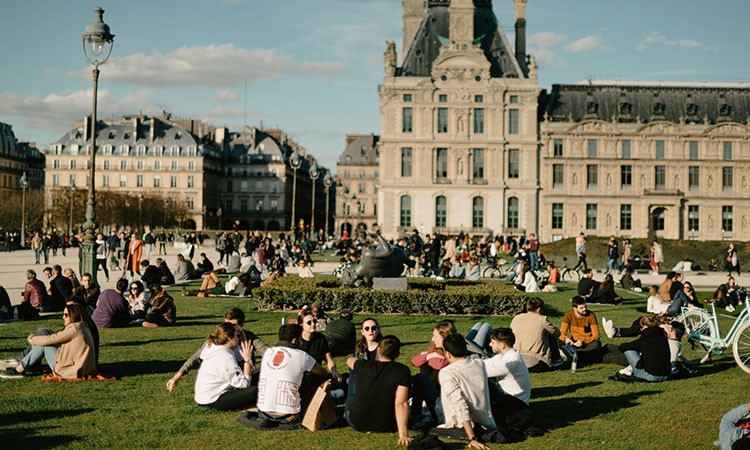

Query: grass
[[1, 278, 748, 449]]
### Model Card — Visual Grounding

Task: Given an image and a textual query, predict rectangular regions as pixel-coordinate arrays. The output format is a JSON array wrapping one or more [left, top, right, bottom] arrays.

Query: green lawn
[[1, 280, 747, 449]]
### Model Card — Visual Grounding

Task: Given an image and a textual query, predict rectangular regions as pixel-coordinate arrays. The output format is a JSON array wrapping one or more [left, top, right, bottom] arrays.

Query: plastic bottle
[[281, 317, 285, 325], [570, 349, 578, 373]]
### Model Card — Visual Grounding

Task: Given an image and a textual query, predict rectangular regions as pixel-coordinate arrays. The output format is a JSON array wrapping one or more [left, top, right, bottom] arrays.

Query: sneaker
[[0, 367, 24, 379], [618, 365, 633, 377], [602, 317, 615, 339], [726, 305, 735, 312], [0, 359, 19, 370], [551, 358, 565, 368]]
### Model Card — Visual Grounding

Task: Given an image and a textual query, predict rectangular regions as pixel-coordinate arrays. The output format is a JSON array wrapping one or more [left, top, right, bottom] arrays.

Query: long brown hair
[[355, 318, 382, 356], [206, 322, 237, 346]]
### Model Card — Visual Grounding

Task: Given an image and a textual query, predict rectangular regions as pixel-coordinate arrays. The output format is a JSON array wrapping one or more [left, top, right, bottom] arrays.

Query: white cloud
[[213, 91, 237, 102], [529, 32, 566, 47], [637, 32, 716, 52], [564, 35, 613, 53], [68, 44, 345, 88]]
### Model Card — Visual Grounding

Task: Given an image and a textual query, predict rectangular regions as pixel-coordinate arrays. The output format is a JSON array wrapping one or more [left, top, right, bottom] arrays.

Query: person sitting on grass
[[142, 283, 176, 328], [609, 315, 671, 382], [91, 279, 132, 329], [591, 274, 622, 305], [577, 269, 599, 298], [715, 402, 750, 450], [297, 259, 314, 278], [195, 253, 214, 277], [182, 271, 224, 297], [619, 267, 642, 291], [711, 277, 746, 313], [167, 308, 269, 392], [140, 260, 162, 290], [70, 272, 100, 315], [546, 261, 560, 285], [1, 303, 96, 380], [510, 297, 562, 372], [345, 335, 412, 446], [465, 257, 481, 281], [434, 333, 495, 449], [483, 328, 533, 432], [410, 320, 456, 426], [646, 285, 669, 315], [298, 313, 342, 384], [559, 296, 602, 365], [514, 263, 539, 293], [173, 254, 196, 282], [19, 269, 48, 319], [193, 322, 257, 411], [257, 324, 328, 425], [297, 301, 331, 328], [126, 281, 149, 321], [323, 310, 357, 358], [156, 258, 175, 286], [666, 281, 700, 316]]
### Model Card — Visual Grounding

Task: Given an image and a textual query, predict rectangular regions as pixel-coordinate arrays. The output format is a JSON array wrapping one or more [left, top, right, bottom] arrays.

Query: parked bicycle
[[558, 256, 582, 281], [482, 258, 516, 279], [680, 297, 750, 374]]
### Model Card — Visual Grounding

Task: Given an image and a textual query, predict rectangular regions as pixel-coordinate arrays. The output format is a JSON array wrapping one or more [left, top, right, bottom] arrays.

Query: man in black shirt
[[577, 269, 599, 298], [346, 335, 412, 446], [324, 310, 356, 357]]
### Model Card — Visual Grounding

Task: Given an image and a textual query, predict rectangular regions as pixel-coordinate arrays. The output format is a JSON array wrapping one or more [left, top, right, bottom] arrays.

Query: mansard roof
[[545, 82, 750, 125], [401, 0, 522, 79], [227, 128, 284, 161], [338, 134, 379, 166]]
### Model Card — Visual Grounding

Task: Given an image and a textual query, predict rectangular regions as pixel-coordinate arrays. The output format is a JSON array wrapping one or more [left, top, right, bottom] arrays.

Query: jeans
[[34, 248, 41, 264], [466, 322, 492, 352], [411, 373, 444, 424], [528, 251, 539, 271], [624, 350, 668, 382], [20, 327, 57, 371], [606, 258, 618, 273]]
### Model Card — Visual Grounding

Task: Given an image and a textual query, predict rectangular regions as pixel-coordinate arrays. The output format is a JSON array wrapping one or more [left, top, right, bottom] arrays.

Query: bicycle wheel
[[732, 321, 750, 374], [562, 268, 580, 281], [681, 310, 716, 364], [483, 266, 501, 279]]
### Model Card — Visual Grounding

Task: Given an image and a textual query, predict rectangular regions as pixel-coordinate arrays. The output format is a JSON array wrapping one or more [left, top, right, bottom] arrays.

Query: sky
[[2, 0, 749, 171]]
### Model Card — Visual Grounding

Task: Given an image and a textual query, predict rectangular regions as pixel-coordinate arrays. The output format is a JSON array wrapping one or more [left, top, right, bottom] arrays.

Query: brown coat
[[30, 322, 97, 379], [510, 311, 561, 366]]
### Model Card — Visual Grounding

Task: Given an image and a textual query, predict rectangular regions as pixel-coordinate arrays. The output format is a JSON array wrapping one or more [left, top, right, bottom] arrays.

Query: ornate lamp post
[[69, 180, 76, 236], [201, 205, 206, 231], [323, 172, 333, 238], [308, 161, 319, 235], [163, 198, 169, 228], [80, 7, 114, 283], [20, 172, 28, 248], [138, 193, 144, 231], [289, 149, 302, 235]]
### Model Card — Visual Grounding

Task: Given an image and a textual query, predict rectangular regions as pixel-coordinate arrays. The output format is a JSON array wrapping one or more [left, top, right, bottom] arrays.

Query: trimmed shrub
[[253, 276, 526, 316]]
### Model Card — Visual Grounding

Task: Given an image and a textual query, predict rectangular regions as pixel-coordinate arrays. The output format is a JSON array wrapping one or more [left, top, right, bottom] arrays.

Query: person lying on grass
[[607, 314, 671, 382], [167, 307, 269, 392], [193, 322, 257, 411]]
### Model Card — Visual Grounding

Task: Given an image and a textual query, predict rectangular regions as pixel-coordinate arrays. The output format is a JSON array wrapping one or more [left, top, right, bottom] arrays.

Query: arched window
[[400, 195, 412, 227], [507, 197, 519, 229], [652, 207, 666, 231], [435, 196, 447, 227], [472, 197, 484, 228]]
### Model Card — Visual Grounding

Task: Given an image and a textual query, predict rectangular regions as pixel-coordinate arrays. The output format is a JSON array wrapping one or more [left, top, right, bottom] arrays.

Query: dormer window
[[719, 104, 733, 119], [652, 102, 666, 116]]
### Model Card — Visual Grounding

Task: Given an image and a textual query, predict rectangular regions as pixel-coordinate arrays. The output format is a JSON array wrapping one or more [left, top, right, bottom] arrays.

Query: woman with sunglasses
[[355, 318, 382, 360], [127, 282, 149, 321], [298, 314, 342, 383], [2, 303, 96, 379], [666, 281, 700, 316]]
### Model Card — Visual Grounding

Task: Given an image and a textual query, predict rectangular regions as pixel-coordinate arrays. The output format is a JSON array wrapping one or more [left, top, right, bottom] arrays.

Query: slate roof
[[338, 134, 379, 166], [545, 82, 750, 125], [400, 0, 523, 79]]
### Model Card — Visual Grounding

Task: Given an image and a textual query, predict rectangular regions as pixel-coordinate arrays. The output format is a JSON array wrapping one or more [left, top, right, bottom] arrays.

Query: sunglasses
[[363, 326, 378, 332], [304, 320, 316, 325], [131, 287, 139, 290]]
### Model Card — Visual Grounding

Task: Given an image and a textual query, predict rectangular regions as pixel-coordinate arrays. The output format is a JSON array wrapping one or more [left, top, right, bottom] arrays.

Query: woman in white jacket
[[194, 322, 256, 410]]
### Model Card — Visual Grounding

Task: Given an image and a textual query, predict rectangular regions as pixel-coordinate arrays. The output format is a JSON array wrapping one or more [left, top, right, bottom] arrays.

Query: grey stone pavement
[[0, 246, 741, 306]]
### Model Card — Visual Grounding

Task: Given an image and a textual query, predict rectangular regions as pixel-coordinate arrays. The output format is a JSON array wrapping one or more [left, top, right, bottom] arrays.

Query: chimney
[[132, 116, 140, 144], [514, 0, 528, 76], [149, 117, 156, 144], [215, 127, 228, 146], [83, 116, 90, 143], [449, 0, 474, 45], [402, 0, 424, 63]]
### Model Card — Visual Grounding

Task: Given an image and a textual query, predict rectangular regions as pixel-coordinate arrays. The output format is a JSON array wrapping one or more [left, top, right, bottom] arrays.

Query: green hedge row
[[253, 276, 526, 316]]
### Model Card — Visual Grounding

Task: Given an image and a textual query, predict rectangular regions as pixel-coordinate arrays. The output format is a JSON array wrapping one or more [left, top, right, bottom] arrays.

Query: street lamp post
[[80, 7, 114, 283], [20, 172, 28, 248], [69, 181, 76, 236], [163, 198, 169, 228], [289, 149, 302, 236], [308, 161, 319, 236], [138, 193, 144, 231], [323, 173, 333, 238]]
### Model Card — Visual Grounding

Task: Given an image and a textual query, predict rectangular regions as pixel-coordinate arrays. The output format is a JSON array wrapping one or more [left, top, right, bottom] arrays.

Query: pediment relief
[[704, 122, 748, 137], [568, 120, 617, 135], [431, 45, 490, 83], [637, 121, 682, 135]]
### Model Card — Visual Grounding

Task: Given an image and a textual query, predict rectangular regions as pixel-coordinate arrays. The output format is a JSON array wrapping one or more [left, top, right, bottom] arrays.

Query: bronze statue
[[342, 232, 412, 287]]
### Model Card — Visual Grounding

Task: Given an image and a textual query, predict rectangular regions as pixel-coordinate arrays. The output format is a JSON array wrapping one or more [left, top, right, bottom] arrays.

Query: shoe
[[0, 367, 24, 379], [611, 372, 635, 382], [0, 359, 19, 370], [602, 317, 615, 339], [700, 351, 712, 365], [618, 365, 633, 377], [726, 305, 735, 312], [551, 358, 565, 368]]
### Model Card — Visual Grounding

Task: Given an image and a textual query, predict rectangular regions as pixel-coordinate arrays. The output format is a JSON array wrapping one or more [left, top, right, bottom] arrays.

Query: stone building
[[540, 81, 750, 243], [0, 122, 45, 191], [335, 134, 379, 237], [378, 0, 541, 240]]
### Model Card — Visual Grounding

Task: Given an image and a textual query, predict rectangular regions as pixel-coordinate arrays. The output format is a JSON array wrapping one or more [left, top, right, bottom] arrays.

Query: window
[[240, 180, 248, 192], [723, 142, 733, 160], [119, 175, 127, 187], [474, 95, 483, 103], [621, 140, 631, 159], [586, 204, 597, 230], [170, 176, 177, 188], [655, 140, 665, 159], [270, 199, 278, 211], [188, 176, 195, 188], [52, 174, 59, 186], [723, 167, 733, 192], [402, 107, 413, 133], [508, 149, 519, 179], [435, 196, 447, 227], [102, 175, 109, 187], [437, 108, 448, 133], [53, 160, 60, 169], [136, 175, 143, 187], [154, 161, 161, 170], [473, 108, 484, 133], [723, 206, 733, 232], [171, 161, 178, 171], [655, 166, 666, 190], [586, 165, 598, 189], [187, 198, 195, 210], [508, 109, 519, 134], [120, 160, 127, 170], [69, 160, 77, 170], [552, 164, 564, 189], [507, 197, 519, 229], [103, 160, 110, 170], [509, 95, 518, 103], [473, 148, 484, 180], [240, 199, 248, 212], [400, 196, 412, 227], [226, 180, 233, 192], [256, 180, 263, 190], [403, 94, 412, 102], [688, 166, 699, 192], [472, 197, 484, 228], [551, 203, 563, 229], [587, 139, 597, 158], [438, 94, 447, 103], [653, 208, 665, 231], [188, 161, 195, 171], [358, 183, 365, 194], [153, 176, 160, 187], [688, 205, 699, 231], [435, 148, 448, 179], [553, 139, 563, 157], [689, 141, 699, 160], [401, 148, 412, 177], [621, 165, 632, 190], [620, 204, 632, 230]]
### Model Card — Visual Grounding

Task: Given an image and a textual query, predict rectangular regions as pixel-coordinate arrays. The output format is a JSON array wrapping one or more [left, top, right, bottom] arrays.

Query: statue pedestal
[[372, 277, 407, 291]]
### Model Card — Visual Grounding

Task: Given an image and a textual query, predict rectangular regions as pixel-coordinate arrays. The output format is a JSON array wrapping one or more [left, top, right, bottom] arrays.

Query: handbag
[[301, 379, 338, 431]]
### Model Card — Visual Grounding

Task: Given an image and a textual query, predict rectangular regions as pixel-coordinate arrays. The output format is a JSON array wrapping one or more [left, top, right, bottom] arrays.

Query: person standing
[[605, 236, 619, 275], [650, 240, 663, 276], [31, 232, 43, 265], [95, 233, 109, 282], [127, 234, 143, 278], [727, 242, 741, 277], [525, 233, 540, 272], [572, 232, 588, 271]]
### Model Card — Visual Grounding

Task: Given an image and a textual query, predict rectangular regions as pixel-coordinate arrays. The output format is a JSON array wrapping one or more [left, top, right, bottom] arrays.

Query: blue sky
[[1, 0, 749, 170]]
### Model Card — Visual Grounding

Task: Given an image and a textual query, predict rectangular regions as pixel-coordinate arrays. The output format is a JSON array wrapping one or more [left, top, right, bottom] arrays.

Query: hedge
[[253, 276, 526, 316]]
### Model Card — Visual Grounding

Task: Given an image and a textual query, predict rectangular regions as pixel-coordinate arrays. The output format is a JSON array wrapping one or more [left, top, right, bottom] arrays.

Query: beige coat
[[30, 322, 97, 379], [510, 312, 561, 366]]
